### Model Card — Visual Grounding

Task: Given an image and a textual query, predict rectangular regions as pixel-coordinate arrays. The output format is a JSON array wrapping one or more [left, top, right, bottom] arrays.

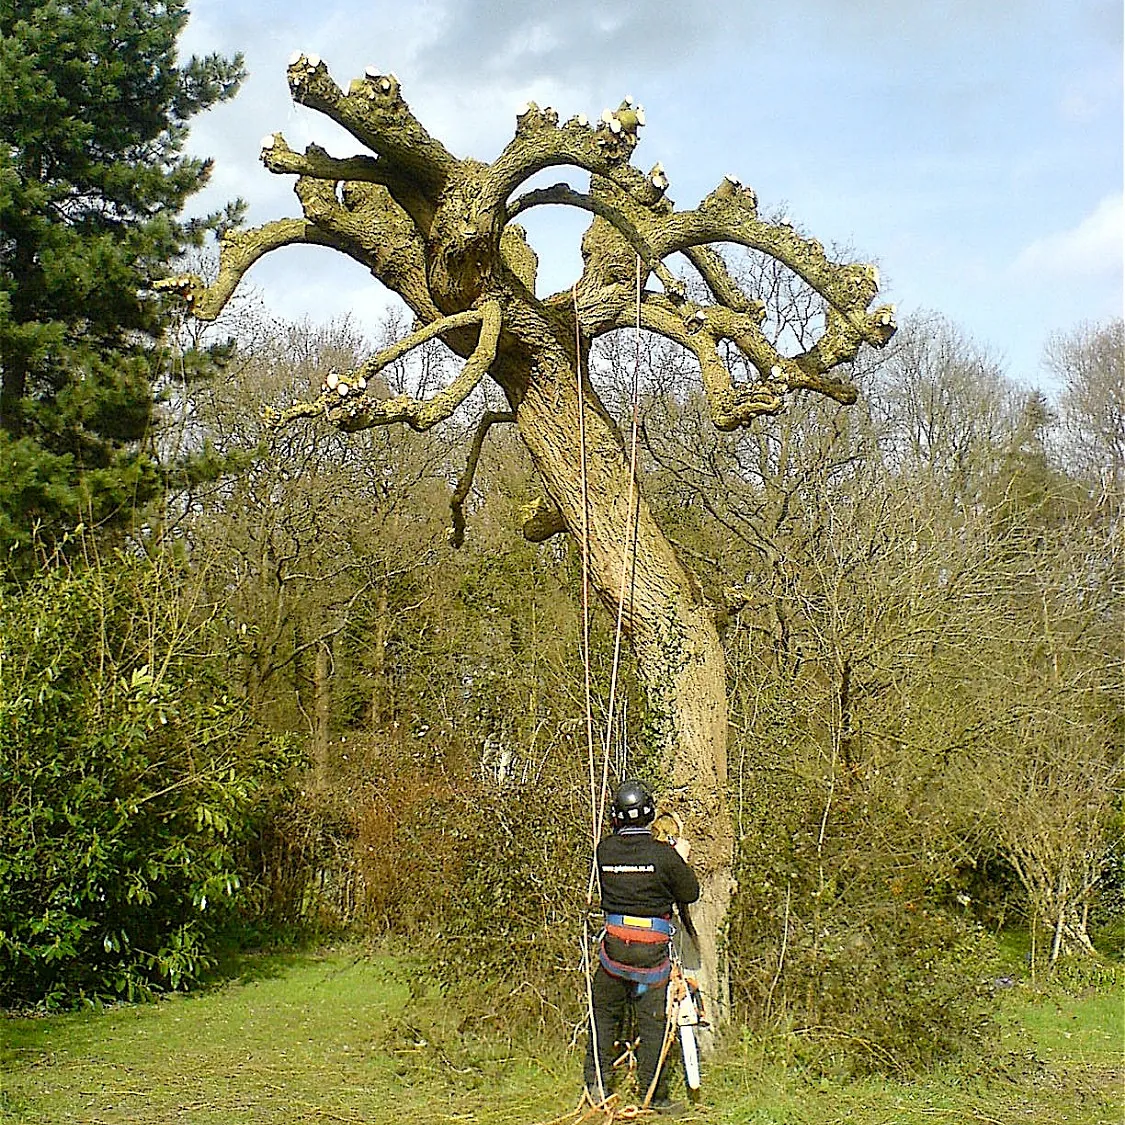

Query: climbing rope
[[572, 264, 644, 902], [600, 256, 645, 819], [563, 263, 683, 1124], [573, 279, 605, 1103]]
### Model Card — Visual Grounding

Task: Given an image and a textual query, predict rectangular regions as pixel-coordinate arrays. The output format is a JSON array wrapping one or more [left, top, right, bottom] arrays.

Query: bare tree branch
[[272, 301, 503, 433], [507, 182, 680, 295], [682, 245, 765, 317], [480, 100, 668, 216], [156, 219, 344, 320], [285, 55, 457, 198], [449, 410, 516, 547]]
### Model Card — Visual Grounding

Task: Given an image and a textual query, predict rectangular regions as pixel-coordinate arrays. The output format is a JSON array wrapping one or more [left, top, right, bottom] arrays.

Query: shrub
[[0, 557, 300, 1008], [728, 769, 1001, 1075], [259, 725, 595, 1034]]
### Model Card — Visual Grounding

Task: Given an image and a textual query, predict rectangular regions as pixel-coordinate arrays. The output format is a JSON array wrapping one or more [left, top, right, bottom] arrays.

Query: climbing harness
[[599, 914, 673, 986]]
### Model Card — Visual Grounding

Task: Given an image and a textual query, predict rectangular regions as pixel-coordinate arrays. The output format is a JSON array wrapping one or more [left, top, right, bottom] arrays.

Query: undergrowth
[[1, 945, 1120, 1125]]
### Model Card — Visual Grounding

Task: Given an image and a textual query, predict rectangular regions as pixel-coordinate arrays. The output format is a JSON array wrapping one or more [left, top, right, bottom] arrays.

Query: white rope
[[599, 256, 645, 800], [573, 284, 605, 1102], [573, 260, 649, 1113]]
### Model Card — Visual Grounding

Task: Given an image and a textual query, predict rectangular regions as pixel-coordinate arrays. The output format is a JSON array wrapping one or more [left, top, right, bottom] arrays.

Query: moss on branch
[[449, 410, 516, 547], [272, 301, 502, 433]]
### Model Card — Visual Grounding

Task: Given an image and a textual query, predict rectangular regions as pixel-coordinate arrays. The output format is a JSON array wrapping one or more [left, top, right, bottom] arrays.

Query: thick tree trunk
[[508, 343, 735, 1027]]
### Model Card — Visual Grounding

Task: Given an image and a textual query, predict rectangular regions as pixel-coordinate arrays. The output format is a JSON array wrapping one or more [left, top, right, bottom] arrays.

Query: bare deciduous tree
[[160, 59, 896, 1014], [1045, 318, 1124, 513]]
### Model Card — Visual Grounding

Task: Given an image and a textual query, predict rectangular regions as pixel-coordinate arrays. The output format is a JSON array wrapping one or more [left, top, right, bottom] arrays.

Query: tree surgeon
[[585, 779, 699, 1110], [161, 55, 897, 1020]]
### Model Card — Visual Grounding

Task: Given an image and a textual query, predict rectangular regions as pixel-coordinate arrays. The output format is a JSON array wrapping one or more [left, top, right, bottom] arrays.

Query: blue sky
[[180, 0, 1122, 389]]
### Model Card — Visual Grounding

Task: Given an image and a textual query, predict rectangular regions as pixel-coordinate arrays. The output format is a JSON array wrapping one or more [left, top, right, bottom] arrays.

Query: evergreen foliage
[[0, 0, 243, 566], [0, 552, 300, 1008]]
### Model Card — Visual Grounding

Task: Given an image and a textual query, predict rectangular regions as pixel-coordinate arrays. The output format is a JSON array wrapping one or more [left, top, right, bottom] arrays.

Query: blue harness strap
[[604, 913, 674, 936]]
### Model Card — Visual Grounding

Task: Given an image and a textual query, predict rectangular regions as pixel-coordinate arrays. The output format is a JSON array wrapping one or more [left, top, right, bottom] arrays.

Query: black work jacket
[[596, 828, 700, 918]]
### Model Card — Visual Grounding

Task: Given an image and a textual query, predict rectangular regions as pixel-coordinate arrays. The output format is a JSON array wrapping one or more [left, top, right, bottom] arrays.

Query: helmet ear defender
[[611, 779, 656, 827]]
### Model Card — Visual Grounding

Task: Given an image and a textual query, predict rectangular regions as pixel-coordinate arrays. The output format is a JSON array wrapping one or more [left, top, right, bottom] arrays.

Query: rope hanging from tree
[[564, 259, 674, 1123]]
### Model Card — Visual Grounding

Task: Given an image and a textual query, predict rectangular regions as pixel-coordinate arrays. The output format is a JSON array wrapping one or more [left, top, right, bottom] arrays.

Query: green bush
[[418, 776, 590, 1030], [0, 558, 300, 1008], [269, 726, 595, 1034], [728, 772, 1001, 1075]]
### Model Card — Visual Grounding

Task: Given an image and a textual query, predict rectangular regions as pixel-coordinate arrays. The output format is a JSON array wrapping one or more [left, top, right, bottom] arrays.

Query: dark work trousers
[[583, 964, 669, 1101]]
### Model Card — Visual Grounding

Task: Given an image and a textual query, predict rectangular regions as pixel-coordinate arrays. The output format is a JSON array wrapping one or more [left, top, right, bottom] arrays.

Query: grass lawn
[[1, 948, 1120, 1124]]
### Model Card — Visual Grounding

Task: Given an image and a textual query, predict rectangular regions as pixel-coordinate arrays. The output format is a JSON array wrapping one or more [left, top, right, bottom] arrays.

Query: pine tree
[[0, 0, 243, 565]]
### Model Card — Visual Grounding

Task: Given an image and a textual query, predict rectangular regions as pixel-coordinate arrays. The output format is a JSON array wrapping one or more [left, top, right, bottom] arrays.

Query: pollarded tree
[[162, 56, 896, 1016]]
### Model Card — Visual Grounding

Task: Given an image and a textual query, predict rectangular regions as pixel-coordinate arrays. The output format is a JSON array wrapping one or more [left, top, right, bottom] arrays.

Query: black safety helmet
[[611, 779, 655, 828]]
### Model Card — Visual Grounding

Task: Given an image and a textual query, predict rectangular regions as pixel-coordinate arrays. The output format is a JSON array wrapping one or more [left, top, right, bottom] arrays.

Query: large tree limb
[[624, 293, 857, 428], [273, 301, 503, 433], [286, 55, 457, 201], [157, 179, 441, 328], [260, 133, 436, 233], [290, 176, 442, 323], [480, 100, 669, 216], [507, 183, 680, 296], [449, 409, 516, 547], [261, 135, 388, 185], [156, 218, 345, 320], [647, 179, 894, 346]]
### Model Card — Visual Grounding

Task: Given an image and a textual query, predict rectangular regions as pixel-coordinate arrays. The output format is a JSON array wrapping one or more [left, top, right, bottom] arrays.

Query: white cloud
[[172, 0, 1120, 389], [1012, 194, 1123, 282]]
